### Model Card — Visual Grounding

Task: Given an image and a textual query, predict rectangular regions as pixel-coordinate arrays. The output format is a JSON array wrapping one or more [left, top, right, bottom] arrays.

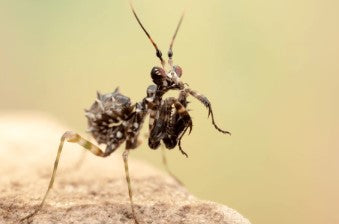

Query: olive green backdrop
[[1, 0, 338, 223]]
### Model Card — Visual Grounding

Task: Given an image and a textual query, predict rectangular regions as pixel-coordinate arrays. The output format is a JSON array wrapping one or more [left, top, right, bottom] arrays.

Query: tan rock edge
[[0, 112, 251, 224]]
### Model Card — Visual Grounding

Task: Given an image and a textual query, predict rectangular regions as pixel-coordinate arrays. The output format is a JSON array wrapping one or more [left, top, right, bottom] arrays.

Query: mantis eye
[[151, 66, 166, 85], [173, 65, 182, 77]]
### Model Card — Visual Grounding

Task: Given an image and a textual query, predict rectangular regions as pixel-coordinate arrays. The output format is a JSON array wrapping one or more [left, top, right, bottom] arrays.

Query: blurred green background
[[0, 0, 338, 223]]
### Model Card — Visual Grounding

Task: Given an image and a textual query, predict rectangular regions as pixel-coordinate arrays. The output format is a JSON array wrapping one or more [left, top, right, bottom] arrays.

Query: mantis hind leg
[[19, 131, 114, 223], [122, 149, 140, 224]]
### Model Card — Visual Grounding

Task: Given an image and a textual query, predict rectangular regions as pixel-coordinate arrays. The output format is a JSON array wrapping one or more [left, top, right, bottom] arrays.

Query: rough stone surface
[[0, 112, 251, 224]]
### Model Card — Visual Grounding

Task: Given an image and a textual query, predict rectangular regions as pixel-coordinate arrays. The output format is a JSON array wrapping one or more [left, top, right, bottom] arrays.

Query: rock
[[0, 112, 251, 224]]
